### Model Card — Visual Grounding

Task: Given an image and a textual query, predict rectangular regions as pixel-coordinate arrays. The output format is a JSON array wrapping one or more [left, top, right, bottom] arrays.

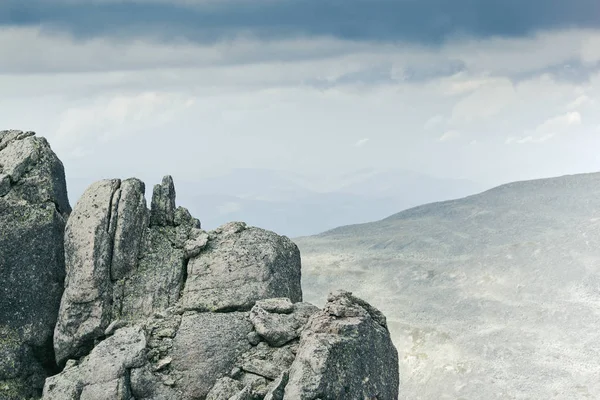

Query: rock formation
[[284, 290, 400, 399], [0, 130, 399, 399], [0, 130, 71, 399]]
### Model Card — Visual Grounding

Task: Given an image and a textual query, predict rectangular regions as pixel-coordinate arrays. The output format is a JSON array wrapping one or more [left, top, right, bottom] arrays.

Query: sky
[[1, 0, 600, 209]]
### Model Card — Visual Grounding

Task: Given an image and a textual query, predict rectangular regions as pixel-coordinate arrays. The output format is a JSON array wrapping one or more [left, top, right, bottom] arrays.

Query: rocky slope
[[0, 131, 399, 400], [296, 172, 600, 400]]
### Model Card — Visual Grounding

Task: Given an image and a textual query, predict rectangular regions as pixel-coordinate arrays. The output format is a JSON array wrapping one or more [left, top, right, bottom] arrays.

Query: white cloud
[[354, 138, 370, 147], [535, 111, 582, 132], [437, 73, 496, 96], [439, 131, 461, 142], [505, 134, 555, 145], [424, 115, 444, 130], [506, 111, 582, 145], [567, 95, 593, 110], [51, 91, 195, 157], [450, 78, 516, 123]]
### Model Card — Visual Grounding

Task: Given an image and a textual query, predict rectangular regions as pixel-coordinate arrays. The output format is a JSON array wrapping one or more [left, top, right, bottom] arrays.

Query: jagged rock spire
[[150, 175, 176, 227]]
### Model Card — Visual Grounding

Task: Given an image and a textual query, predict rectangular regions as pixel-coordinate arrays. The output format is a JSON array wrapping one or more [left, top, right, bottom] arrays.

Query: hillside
[[295, 172, 600, 400]]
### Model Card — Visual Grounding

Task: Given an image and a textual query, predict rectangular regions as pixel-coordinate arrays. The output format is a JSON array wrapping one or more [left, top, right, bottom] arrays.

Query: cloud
[[1, 0, 600, 46], [535, 111, 582, 131], [1, 19, 600, 194], [354, 138, 370, 147], [439, 131, 461, 142], [567, 94, 596, 109], [51, 91, 195, 157], [1, 26, 600, 92], [581, 35, 600, 65], [424, 115, 445, 130], [451, 78, 516, 123], [505, 134, 555, 144], [505, 111, 582, 145]]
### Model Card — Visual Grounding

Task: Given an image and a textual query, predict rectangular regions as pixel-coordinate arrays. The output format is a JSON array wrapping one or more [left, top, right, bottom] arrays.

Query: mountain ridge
[[309, 170, 600, 239]]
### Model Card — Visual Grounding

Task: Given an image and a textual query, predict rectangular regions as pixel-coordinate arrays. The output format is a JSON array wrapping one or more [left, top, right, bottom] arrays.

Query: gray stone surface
[[183, 227, 209, 259], [237, 373, 269, 398], [129, 364, 180, 400], [230, 386, 253, 400], [254, 298, 295, 314], [181, 222, 303, 312], [0, 130, 70, 399], [250, 300, 319, 347], [110, 178, 148, 281], [114, 228, 186, 320], [43, 326, 146, 400], [206, 377, 244, 400], [0, 173, 10, 196], [170, 311, 253, 399], [247, 331, 261, 346], [174, 206, 201, 229], [53, 179, 121, 366], [284, 290, 399, 400], [237, 342, 296, 380], [150, 175, 176, 227], [263, 371, 289, 400], [54, 175, 200, 364], [0, 130, 70, 214]]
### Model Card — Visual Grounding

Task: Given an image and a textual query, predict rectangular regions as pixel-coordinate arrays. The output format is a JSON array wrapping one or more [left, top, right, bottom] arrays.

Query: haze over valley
[[296, 172, 600, 399]]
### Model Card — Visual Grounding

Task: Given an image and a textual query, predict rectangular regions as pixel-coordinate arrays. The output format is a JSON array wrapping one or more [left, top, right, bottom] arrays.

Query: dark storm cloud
[[1, 0, 599, 45]]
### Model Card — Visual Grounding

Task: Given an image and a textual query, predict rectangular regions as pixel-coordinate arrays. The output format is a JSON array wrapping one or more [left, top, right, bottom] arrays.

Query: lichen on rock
[[0, 130, 70, 399]]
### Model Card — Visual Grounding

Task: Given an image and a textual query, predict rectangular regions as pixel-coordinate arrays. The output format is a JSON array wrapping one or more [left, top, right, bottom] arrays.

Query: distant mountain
[[67, 168, 484, 237], [170, 168, 485, 237], [333, 168, 483, 199], [294, 172, 600, 400]]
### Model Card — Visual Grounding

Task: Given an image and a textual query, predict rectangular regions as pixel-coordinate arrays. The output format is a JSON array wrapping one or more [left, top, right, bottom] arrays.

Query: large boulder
[[43, 326, 147, 399], [283, 290, 400, 400], [249, 299, 319, 347], [181, 222, 302, 312], [199, 291, 399, 400], [0, 130, 70, 399]]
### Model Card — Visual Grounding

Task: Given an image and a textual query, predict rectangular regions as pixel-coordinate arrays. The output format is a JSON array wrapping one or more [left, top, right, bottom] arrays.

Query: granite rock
[[0, 130, 70, 399]]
